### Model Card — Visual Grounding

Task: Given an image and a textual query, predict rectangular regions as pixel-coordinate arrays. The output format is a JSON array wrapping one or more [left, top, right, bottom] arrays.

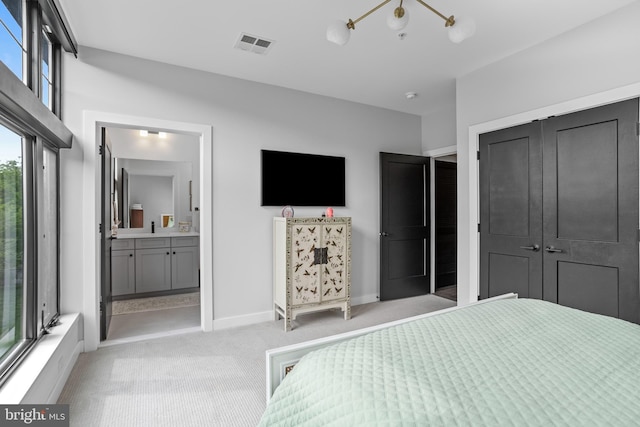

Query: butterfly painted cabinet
[[273, 217, 351, 331]]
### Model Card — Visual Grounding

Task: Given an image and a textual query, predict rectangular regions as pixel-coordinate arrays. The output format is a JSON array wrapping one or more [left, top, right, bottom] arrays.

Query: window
[[0, 0, 24, 81], [0, 0, 74, 383], [0, 115, 65, 382], [37, 143, 57, 331], [41, 30, 53, 109], [1, 0, 76, 116], [0, 123, 25, 367]]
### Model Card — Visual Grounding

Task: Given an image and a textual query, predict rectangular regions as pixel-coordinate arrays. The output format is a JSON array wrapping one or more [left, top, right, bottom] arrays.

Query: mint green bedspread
[[258, 299, 640, 426]]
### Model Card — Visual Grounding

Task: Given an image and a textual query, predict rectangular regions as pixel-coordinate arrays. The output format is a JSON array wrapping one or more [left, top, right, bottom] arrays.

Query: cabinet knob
[[166, 252, 170, 255], [173, 251, 176, 255], [129, 254, 133, 257]]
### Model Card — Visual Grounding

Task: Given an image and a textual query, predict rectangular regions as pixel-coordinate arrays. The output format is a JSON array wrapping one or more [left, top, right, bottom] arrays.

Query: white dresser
[[273, 217, 351, 331]]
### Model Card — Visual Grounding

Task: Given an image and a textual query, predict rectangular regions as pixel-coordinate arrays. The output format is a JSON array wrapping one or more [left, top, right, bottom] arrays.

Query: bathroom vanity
[[111, 232, 199, 298]]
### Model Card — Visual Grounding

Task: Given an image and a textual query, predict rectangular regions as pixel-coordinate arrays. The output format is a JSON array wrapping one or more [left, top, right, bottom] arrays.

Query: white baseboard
[[214, 297, 380, 330], [213, 310, 275, 330]]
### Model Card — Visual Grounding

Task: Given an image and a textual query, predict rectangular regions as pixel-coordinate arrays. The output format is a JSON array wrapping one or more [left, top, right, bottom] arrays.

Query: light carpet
[[58, 294, 455, 427]]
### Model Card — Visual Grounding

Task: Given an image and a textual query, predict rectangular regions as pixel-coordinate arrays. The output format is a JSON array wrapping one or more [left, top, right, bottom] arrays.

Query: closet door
[[542, 99, 639, 323], [479, 122, 543, 299]]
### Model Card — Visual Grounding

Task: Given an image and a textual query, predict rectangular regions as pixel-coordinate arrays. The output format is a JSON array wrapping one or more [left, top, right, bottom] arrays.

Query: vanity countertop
[[113, 231, 200, 239]]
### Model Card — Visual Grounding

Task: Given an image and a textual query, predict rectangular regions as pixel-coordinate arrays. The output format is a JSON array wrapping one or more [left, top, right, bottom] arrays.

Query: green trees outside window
[[0, 127, 23, 363]]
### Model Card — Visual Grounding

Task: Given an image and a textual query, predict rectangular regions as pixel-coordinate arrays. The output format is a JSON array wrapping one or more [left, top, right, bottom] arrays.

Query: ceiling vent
[[234, 33, 274, 55]]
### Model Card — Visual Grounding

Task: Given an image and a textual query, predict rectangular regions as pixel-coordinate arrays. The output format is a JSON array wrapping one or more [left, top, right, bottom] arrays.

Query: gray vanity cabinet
[[135, 237, 172, 293], [171, 236, 199, 289], [111, 235, 199, 297], [112, 239, 136, 296]]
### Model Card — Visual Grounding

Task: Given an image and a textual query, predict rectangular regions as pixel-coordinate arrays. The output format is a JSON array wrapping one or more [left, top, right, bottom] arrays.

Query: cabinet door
[[135, 248, 171, 293], [172, 246, 199, 289], [112, 250, 135, 296], [290, 224, 321, 305], [322, 223, 348, 301]]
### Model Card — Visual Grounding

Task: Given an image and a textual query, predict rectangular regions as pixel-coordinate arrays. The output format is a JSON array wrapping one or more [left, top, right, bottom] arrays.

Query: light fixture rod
[[415, 0, 455, 26], [347, 0, 455, 30], [349, 0, 393, 28]]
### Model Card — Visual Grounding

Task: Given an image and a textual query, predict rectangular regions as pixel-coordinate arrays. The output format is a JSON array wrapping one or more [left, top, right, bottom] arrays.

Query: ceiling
[[56, 0, 635, 117]]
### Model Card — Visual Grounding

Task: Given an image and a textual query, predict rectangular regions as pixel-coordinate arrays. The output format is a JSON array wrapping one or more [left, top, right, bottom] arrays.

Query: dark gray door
[[480, 99, 639, 324], [380, 152, 430, 300], [100, 127, 112, 340], [479, 122, 543, 299], [542, 99, 639, 323], [435, 160, 457, 289]]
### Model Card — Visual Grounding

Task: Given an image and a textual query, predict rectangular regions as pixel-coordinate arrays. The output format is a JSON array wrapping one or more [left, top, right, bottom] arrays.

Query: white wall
[[421, 103, 456, 153], [455, 2, 640, 305], [59, 47, 422, 344]]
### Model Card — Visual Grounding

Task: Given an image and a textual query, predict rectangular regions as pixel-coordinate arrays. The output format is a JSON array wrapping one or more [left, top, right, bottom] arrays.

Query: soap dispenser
[[151, 221, 155, 233]]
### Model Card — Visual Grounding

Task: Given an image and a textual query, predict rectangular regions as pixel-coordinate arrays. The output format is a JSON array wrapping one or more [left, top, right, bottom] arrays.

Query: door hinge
[[99, 145, 104, 155], [636, 122, 640, 136], [478, 223, 481, 233], [99, 223, 103, 233], [477, 151, 480, 161]]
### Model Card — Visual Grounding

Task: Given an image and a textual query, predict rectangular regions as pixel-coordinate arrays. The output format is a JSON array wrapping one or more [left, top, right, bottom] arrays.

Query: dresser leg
[[344, 303, 351, 320], [285, 307, 292, 332]]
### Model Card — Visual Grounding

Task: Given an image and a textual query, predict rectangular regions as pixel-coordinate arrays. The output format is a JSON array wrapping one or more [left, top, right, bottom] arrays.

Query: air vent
[[234, 33, 274, 55]]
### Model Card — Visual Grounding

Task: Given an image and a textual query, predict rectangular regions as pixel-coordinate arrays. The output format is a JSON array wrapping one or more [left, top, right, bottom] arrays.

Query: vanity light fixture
[[326, 0, 475, 45], [139, 130, 168, 138]]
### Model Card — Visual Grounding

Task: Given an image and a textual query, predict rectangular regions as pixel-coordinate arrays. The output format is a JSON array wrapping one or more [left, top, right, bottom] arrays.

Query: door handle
[[379, 232, 390, 237], [545, 246, 563, 253], [519, 244, 540, 252]]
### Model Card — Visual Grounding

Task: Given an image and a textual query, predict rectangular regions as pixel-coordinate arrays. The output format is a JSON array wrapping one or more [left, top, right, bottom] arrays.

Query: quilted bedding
[[258, 299, 640, 426]]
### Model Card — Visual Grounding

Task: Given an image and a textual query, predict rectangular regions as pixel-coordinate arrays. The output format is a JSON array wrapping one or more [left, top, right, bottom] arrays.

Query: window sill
[[0, 313, 83, 404]]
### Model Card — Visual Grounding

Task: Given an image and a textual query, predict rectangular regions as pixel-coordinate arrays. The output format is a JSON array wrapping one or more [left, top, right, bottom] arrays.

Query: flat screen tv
[[261, 150, 346, 207]]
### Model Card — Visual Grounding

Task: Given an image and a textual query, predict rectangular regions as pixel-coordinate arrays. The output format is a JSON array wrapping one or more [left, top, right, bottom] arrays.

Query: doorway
[[101, 126, 203, 343], [83, 111, 213, 352], [433, 157, 457, 302]]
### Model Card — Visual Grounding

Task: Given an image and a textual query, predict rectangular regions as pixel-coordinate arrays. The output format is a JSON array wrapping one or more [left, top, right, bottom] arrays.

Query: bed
[[259, 294, 640, 426]]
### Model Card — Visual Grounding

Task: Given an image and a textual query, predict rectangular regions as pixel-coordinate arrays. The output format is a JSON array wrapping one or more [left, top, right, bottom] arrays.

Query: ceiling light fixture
[[139, 130, 149, 137], [158, 132, 167, 139], [326, 0, 475, 46]]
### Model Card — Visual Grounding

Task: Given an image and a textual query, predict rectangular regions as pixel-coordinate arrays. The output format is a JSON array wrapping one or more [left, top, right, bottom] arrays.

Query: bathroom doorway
[[101, 126, 203, 345]]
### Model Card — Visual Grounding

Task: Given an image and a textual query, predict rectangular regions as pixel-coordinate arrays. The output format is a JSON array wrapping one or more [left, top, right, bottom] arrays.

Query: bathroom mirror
[[114, 158, 192, 229]]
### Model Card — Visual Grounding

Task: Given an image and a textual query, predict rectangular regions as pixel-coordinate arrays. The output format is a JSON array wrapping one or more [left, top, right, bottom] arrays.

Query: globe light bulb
[[327, 20, 351, 45], [387, 7, 409, 31], [448, 16, 476, 43]]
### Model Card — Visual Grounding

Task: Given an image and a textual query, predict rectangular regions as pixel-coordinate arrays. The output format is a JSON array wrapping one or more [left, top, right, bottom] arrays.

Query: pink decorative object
[[326, 207, 334, 218]]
